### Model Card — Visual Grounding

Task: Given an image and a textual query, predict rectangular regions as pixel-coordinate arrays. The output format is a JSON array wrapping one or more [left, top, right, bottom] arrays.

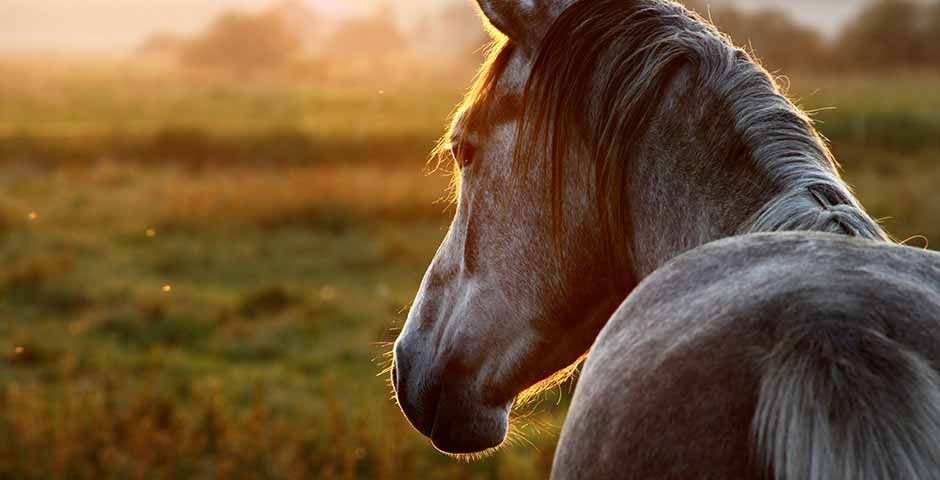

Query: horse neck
[[621, 105, 887, 281], [622, 141, 771, 280]]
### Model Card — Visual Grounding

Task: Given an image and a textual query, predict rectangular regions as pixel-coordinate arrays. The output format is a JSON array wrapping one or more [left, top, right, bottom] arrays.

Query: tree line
[[688, 0, 940, 71], [138, 0, 940, 74]]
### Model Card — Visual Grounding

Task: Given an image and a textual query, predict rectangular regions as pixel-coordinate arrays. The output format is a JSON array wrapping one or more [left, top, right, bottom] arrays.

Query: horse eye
[[453, 141, 477, 168]]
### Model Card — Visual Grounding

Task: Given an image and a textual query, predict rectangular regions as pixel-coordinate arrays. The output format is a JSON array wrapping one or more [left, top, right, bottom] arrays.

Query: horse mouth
[[429, 400, 512, 454]]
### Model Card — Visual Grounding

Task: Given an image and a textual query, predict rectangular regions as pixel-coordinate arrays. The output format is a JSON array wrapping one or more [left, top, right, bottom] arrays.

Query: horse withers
[[391, 0, 940, 477]]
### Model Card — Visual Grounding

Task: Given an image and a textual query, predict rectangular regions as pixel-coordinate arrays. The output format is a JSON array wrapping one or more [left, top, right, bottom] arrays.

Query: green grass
[[0, 62, 938, 479], [0, 162, 564, 479], [0, 59, 467, 167]]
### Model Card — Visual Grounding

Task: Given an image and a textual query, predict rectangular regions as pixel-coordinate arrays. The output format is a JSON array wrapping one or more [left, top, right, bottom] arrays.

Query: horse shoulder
[[553, 233, 940, 479]]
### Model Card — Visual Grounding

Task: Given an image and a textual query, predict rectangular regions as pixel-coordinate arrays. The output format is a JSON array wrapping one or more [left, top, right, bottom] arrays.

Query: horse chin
[[429, 399, 513, 455]]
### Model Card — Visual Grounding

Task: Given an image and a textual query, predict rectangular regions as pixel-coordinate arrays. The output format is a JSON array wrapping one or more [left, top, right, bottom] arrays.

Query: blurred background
[[1, 0, 938, 478]]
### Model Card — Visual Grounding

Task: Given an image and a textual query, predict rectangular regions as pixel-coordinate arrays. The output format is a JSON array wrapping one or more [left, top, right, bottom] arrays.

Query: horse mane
[[515, 0, 888, 242]]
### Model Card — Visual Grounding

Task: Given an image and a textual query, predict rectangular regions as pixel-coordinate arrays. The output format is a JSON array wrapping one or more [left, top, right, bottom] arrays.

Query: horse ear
[[475, 0, 572, 53]]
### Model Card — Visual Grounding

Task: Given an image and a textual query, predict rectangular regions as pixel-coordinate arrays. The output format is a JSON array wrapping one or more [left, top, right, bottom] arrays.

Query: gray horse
[[391, 0, 940, 478]]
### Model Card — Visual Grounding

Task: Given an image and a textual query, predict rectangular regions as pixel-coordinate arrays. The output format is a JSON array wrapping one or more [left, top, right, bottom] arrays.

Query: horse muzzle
[[392, 337, 511, 454]]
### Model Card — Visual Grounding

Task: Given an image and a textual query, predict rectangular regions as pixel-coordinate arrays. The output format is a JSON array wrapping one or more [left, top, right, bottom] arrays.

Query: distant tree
[[752, 9, 825, 70], [181, 11, 301, 72], [837, 0, 928, 69], [705, 5, 828, 71], [136, 32, 186, 58], [409, 1, 489, 62], [267, 0, 320, 50], [926, 2, 940, 66], [696, 0, 940, 71], [438, 1, 491, 60], [324, 5, 406, 58]]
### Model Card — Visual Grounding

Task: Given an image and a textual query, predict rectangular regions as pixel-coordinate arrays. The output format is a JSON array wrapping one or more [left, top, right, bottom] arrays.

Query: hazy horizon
[[0, 0, 871, 54]]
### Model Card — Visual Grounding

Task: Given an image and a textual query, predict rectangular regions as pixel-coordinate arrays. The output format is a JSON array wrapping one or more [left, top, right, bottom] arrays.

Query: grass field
[[1, 61, 939, 479]]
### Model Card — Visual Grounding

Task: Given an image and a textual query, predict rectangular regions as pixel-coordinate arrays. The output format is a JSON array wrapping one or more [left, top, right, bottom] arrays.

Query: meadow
[[1, 58, 938, 479]]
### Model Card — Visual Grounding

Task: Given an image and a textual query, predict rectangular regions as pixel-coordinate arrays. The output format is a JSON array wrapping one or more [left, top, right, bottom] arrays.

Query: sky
[[0, 0, 870, 53]]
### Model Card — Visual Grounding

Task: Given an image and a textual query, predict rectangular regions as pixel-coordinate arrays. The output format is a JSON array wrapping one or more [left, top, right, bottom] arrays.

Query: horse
[[390, 0, 940, 478]]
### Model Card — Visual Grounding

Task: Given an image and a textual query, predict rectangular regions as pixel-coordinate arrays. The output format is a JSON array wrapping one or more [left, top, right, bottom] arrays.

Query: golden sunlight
[[1, 0, 938, 477]]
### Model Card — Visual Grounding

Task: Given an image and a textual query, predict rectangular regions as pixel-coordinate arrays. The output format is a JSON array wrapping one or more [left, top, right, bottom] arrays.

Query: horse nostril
[[391, 340, 442, 438], [392, 342, 406, 393]]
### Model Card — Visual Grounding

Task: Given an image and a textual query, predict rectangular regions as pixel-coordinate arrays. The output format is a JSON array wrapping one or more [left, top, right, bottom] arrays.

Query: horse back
[[553, 232, 940, 479]]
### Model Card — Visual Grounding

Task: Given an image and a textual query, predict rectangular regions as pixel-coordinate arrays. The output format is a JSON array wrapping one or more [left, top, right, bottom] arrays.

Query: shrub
[[181, 12, 301, 73]]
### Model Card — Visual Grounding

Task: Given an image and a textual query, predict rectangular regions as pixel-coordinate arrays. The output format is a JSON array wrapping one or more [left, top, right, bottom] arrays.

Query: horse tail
[[754, 322, 940, 479]]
